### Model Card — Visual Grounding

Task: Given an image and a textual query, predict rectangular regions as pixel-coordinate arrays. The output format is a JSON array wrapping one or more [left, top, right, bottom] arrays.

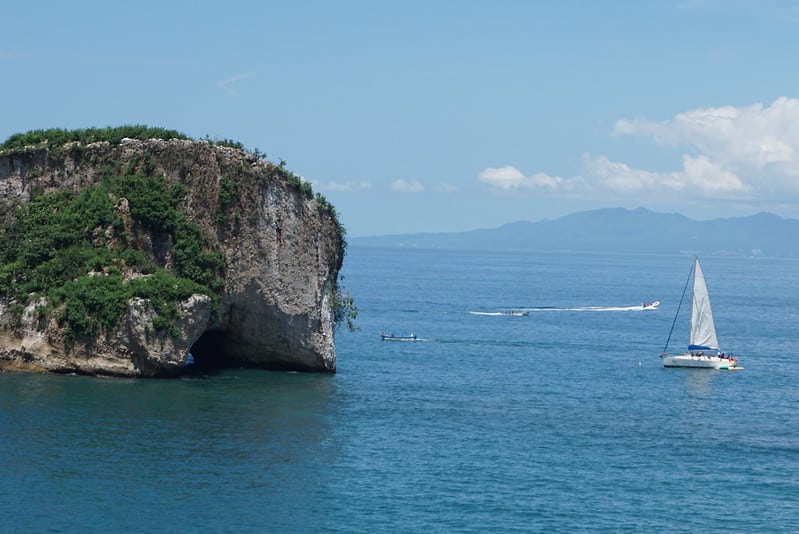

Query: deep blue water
[[2, 247, 798, 532]]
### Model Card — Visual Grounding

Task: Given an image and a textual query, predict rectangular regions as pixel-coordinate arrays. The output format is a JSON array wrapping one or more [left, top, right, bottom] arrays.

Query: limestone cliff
[[0, 135, 346, 376]]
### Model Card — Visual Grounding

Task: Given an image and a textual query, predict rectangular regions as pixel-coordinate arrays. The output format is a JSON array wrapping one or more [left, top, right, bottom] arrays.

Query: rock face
[[0, 138, 344, 376]]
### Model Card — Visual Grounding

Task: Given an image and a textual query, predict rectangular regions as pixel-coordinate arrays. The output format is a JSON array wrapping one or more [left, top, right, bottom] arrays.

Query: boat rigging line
[[662, 258, 695, 353]]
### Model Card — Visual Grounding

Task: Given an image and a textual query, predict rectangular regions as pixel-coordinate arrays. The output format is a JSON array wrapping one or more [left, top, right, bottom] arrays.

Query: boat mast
[[663, 258, 695, 353]]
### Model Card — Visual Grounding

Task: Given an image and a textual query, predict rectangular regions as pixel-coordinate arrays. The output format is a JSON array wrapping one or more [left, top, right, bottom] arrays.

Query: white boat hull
[[660, 353, 739, 369], [380, 333, 418, 341]]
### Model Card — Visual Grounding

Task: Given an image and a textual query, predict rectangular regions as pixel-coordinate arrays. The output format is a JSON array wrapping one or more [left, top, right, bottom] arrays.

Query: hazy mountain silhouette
[[352, 207, 799, 257]]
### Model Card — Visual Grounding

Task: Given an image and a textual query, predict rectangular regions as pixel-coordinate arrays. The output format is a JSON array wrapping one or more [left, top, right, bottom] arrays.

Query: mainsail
[[688, 258, 719, 350]]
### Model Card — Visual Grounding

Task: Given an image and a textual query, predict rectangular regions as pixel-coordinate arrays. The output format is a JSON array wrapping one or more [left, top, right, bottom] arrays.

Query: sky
[[3, 1, 799, 237]]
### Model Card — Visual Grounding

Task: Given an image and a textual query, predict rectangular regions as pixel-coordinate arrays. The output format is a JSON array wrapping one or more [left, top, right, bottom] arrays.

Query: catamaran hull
[[660, 353, 739, 369]]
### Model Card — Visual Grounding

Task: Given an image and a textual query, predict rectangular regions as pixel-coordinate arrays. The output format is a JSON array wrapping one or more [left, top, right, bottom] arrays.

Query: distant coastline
[[351, 207, 799, 258]]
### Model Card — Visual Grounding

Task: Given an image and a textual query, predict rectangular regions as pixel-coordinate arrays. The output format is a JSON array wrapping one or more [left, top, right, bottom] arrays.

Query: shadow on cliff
[[186, 330, 319, 373]]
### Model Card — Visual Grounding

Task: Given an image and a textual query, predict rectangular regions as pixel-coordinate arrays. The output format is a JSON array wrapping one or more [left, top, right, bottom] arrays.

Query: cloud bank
[[479, 97, 799, 207]]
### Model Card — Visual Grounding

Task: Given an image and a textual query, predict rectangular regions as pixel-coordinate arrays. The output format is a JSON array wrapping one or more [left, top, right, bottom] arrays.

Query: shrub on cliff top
[[0, 125, 190, 151]]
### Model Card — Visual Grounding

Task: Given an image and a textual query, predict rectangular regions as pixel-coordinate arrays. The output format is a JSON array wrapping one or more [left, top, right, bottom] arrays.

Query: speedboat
[[380, 332, 418, 341]]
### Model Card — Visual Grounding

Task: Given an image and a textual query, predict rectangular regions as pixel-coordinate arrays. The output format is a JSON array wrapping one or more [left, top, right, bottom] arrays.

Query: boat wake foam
[[470, 304, 658, 314], [532, 305, 656, 312]]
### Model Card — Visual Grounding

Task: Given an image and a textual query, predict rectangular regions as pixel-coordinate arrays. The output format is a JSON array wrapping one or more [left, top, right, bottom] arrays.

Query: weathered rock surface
[[0, 138, 344, 376]]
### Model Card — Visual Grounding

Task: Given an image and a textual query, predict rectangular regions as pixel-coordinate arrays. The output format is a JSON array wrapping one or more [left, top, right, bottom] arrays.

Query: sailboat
[[660, 258, 742, 369]]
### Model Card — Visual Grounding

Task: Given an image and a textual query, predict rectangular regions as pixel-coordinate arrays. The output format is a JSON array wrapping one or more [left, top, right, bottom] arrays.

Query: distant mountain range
[[351, 207, 799, 257]]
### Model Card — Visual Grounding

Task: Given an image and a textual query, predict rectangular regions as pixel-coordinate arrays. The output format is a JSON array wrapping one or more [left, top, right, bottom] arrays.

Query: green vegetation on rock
[[331, 277, 358, 332], [0, 170, 222, 341]]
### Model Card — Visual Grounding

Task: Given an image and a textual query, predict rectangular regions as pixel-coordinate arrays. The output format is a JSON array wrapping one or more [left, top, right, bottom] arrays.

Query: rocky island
[[0, 126, 354, 377]]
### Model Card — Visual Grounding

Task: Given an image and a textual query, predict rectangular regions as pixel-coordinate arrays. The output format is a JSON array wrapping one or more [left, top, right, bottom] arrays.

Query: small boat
[[660, 258, 742, 369], [380, 332, 418, 341], [502, 310, 529, 316], [642, 300, 660, 309]]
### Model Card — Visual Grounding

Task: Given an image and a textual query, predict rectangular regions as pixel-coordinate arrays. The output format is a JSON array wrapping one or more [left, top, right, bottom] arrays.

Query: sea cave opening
[[185, 328, 312, 374], [187, 330, 241, 370]]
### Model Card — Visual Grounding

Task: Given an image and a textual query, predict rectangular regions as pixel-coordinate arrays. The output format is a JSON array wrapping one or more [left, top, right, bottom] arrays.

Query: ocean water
[[2, 247, 798, 533]]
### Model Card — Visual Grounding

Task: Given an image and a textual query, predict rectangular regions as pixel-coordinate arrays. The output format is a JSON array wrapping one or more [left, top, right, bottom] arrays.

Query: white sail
[[660, 257, 740, 369], [689, 258, 719, 350]]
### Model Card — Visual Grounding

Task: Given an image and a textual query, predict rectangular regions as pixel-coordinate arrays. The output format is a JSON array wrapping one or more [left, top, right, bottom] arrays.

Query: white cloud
[[478, 166, 525, 189], [584, 154, 748, 195], [391, 178, 424, 193], [478, 166, 575, 192], [681, 154, 749, 193], [481, 97, 799, 207], [218, 70, 256, 96], [583, 155, 661, 193], [315, 180, 372, 192], [614, 96, 799, 177]]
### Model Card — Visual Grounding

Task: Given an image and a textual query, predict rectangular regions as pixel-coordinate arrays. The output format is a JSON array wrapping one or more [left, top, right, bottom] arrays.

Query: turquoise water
[[2, 248, 798, 532]]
